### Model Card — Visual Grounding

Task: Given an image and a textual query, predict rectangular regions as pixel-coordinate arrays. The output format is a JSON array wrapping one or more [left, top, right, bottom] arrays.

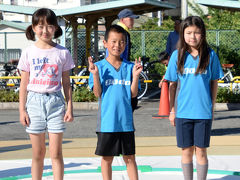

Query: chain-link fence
[[64, 29, 240, 71], [1, 30, 240, 75]]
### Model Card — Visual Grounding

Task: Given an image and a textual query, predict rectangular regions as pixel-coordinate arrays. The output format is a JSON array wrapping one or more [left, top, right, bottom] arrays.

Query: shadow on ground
[[0, 141, 72, 153], [211, 128, 240, 136]]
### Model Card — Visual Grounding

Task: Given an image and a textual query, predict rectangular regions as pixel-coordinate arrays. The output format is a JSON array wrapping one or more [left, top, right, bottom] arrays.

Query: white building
[[2, 0, 82, 22]]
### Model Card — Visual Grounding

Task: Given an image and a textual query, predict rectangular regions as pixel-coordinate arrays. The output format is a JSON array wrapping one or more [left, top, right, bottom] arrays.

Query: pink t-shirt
[[18, 44, 75, 93]]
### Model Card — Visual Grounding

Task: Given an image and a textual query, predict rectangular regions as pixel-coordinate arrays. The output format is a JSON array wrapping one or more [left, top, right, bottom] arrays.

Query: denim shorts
[[175, 118, 212, 148], [26, 91, 66, 134]]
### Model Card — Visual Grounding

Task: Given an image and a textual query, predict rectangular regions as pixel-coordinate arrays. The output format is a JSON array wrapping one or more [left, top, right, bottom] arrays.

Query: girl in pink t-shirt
[[18, 8, 75, 179]]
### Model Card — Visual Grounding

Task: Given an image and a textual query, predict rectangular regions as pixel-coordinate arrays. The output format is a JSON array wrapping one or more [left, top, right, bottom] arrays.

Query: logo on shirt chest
[[183, 68, 207, 75], [105, 79, 131, 86]]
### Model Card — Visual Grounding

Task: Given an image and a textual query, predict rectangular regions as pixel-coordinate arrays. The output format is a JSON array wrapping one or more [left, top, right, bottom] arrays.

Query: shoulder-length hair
[[177, 16, 210, 75], [26, 8, 62, 41]]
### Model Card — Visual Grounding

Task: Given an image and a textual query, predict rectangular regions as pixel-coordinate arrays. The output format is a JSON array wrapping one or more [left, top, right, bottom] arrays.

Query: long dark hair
[[177, 16, 210, 75], [26, 8, 62, 41]]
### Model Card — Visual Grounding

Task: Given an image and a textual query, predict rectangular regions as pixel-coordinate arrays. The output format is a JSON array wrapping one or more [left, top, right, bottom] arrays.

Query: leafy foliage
[[216, 87, 240, 103], [135, 17, 174, 31], [188, 0, 240, 29], [0, 90, 19, 102], [72, 86, 97, 102]]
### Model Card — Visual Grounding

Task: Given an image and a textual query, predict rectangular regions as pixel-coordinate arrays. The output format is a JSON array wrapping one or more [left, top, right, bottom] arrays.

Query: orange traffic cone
[[152, 80, 170, 119]]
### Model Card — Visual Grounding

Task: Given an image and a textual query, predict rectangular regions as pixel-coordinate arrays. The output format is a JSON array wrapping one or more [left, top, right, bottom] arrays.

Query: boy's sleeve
[[211, 51, 224, 80], [105, 48, 109, 58], [88, 72, 94, 90], [164, 50, 178, 82]]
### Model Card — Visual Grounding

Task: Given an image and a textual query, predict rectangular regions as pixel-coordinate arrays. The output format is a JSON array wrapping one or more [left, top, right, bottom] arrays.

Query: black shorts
[[95, 131, 135, 156]]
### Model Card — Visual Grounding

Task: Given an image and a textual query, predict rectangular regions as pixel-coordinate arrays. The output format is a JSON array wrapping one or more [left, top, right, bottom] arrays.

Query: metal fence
[[64, 29, 240, 68], [1, 30, 240, 66]]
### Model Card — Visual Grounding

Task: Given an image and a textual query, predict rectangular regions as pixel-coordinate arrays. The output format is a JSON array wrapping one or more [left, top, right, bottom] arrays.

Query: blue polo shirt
[[89, 58, 135, 132], [164, 49, 224, 119]]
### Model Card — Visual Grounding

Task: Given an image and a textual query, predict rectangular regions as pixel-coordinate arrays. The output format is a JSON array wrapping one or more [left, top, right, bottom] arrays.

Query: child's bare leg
[[49, 133, 64, 180], [29, 133, 46, 180], [123, 155, 138, 180], [101, 156, 114, 180]]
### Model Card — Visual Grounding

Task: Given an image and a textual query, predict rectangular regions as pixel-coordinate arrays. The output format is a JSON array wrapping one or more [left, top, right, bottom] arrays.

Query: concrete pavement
[[0, 98, 240, 179], [1, 136, 240, 161]]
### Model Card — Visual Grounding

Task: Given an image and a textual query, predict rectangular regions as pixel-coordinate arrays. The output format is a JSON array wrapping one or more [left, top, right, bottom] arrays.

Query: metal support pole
[[93, 22, 99, 60], [4, 32, 7, 63], [181, 0, 188, 20], [141, 31, 145, 56], [58, 18, 66, 47]]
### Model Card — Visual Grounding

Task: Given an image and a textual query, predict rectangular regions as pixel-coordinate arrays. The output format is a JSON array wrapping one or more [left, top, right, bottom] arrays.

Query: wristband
[[170, 112, 175, 114]]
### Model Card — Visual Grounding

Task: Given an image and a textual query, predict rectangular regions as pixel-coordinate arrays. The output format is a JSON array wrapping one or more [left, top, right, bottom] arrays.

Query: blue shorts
[[175, 118, 212, 148], [26, 91, 66, 134]]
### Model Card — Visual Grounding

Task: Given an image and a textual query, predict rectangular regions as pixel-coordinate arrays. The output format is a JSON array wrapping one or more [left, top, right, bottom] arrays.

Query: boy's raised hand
[[133, 57, 143, 77], [88, 56, 98, 75]]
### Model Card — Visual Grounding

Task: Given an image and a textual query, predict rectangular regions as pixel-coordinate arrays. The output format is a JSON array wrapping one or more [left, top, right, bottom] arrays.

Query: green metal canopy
[[197, 0, 240, 11], [0, 20, 30, 31], [0, 0, 176, 68], [0, 0, 176, 18]]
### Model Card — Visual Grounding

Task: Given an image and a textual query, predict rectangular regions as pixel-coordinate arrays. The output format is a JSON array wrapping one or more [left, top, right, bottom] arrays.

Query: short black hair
[[104, 24, 127, 42], [158, 51, 169, 62]]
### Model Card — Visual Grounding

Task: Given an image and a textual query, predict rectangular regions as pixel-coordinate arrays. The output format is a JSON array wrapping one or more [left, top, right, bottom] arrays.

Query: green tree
[[135, 16, 175, 31], [188, 0, 240, 29]]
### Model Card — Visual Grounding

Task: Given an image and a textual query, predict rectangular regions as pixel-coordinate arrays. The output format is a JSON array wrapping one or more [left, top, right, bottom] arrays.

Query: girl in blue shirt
[[165, 16, 223, 180]]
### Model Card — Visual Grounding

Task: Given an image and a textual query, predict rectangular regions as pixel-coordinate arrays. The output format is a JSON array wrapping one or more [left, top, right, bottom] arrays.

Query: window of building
[[11, 0, 18, 5]]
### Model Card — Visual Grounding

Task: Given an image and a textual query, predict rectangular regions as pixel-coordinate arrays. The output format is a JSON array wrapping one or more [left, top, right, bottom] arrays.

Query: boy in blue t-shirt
[[88, 25, 142, 180]]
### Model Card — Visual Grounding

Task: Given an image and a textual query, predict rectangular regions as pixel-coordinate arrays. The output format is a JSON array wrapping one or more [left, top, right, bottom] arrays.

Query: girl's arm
[[19, 71, 30, 126], [62, 70, 73, 122], [88, 57, 102, 97], [169, 81, 177, 126], [211, 79, 218, 118], [131, 58, 143, 97]]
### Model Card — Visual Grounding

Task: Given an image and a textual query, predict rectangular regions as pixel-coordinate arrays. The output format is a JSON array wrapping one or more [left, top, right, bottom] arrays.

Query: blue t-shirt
[[164, 49, 224, 119], [89, 59, 135, 132]]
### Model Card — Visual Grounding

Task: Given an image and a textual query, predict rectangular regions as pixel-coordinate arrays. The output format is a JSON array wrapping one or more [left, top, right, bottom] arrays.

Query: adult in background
[[166, 19, 181, 57], [106, 8, 139, 61]]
